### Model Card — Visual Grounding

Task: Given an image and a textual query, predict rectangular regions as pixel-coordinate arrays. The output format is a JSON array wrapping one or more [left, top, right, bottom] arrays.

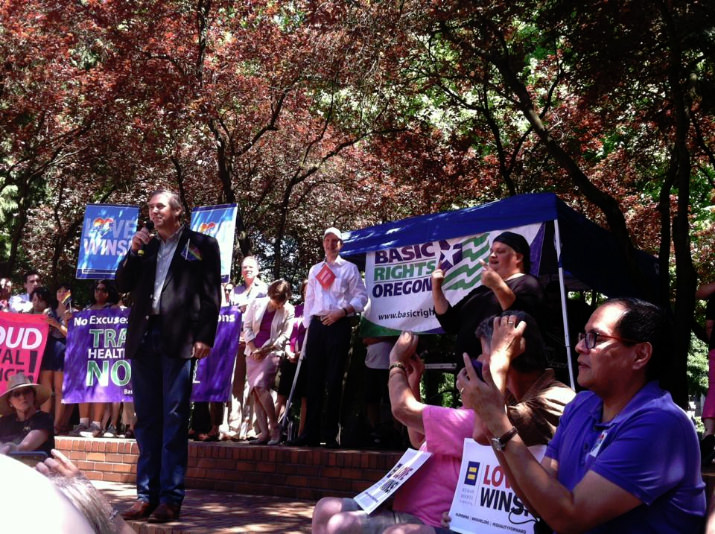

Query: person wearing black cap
[[432, 231, 544, 361]]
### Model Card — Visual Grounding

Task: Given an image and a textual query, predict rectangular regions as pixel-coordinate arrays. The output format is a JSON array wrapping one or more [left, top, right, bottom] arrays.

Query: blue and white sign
[[191, 204, 238, 283], [76, 204, 139, 279]]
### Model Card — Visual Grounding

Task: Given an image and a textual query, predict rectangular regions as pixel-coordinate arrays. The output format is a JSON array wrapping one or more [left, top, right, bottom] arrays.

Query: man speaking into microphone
[[116, 188, 221, 523], [137, 220, 154, 255]]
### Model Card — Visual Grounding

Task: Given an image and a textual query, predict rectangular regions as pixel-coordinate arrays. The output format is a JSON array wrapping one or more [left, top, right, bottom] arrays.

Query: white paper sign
[[448, 439, 546, 534], [354, 448, 432, 514]]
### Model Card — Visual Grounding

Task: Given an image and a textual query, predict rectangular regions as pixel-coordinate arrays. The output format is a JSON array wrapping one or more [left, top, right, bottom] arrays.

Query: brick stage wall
[[56, 436, 403, 501]]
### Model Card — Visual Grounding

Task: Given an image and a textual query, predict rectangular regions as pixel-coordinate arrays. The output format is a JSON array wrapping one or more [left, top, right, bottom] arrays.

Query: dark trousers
[[302, 316, 351, 443], [131, 322, 193, 506]]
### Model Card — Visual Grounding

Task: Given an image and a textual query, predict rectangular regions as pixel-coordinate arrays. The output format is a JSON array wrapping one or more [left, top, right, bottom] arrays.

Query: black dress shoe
[[148, 502, 181, 523], [324, 439, 340, 449], [121, 500, 156, 520]]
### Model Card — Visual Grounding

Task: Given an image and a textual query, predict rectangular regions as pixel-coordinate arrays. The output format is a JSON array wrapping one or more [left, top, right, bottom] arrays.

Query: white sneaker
[[80, 422, 104, 438], [104, 424, 118, 438], [69, 423, 89, 437]]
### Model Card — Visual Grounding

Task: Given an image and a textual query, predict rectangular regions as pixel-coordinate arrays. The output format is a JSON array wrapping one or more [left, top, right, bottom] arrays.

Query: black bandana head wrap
[[493, 231, 531, 273]]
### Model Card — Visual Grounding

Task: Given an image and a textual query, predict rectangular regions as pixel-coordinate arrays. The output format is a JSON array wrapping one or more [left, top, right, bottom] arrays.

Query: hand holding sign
[[192, 341, 211, 360], [448, 440, 545, 534], [431, 261, 446, 290]]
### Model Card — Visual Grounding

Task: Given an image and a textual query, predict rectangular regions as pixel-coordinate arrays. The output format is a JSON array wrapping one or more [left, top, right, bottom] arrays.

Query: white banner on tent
[[362, 224, 542, 336], [448, 439, 545, 534]]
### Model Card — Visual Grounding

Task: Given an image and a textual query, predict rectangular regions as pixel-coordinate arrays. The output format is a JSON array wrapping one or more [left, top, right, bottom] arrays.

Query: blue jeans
[[131, 322, 193, 506]]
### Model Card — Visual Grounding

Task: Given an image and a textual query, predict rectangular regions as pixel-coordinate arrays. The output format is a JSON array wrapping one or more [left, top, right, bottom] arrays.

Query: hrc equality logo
[[464, 461, 481, 486], [441, 234, 490, 292]]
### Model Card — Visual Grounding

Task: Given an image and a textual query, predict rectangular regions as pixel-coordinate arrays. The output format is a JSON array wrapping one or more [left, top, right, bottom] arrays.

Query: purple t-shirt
[[253, 309, 275, 349], [545, 382, 705, 533], [289, 303, 306, 353]]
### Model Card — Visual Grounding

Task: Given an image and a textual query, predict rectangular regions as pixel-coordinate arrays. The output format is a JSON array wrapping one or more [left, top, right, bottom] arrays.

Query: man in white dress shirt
[[9, 270, 41, 313], [295, 228, 368, 447]]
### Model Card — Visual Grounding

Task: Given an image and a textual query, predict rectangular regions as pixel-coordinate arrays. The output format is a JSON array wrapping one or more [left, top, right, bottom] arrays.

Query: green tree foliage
[[0, 0, 714, 401]]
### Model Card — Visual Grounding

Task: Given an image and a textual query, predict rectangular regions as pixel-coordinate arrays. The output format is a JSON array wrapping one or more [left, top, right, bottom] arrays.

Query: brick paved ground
[[95, 479, 314, 533]]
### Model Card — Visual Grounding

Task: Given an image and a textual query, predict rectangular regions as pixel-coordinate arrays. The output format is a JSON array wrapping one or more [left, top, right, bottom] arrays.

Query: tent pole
[[553, 219, 576, 390]]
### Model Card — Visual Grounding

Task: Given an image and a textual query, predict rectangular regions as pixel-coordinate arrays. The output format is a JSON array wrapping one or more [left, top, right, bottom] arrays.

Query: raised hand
[[390, 331, 419, 365]]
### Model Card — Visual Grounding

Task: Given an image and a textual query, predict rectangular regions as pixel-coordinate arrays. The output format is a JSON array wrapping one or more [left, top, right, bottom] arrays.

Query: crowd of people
[[0, 271, 136, 439], [0, 188, 712, 531]]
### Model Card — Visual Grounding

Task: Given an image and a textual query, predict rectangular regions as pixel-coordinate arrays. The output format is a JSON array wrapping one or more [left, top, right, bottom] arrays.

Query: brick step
[[56, 436, 402, 501]]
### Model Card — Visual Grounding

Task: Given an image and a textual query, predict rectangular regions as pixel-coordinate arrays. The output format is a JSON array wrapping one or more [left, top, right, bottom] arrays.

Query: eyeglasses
[[577, 331, 639, 349], [11, 388, 33, 398]]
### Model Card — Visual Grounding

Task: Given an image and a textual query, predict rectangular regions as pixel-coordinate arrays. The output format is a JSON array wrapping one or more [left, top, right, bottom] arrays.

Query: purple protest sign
[[191, 306, 241, 402], [63, 307, 238, 403], [63, 308, 132, 403]]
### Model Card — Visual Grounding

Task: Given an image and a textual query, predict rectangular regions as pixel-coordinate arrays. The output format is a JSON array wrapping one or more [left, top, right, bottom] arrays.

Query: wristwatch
[[491, 426, 518, 452]]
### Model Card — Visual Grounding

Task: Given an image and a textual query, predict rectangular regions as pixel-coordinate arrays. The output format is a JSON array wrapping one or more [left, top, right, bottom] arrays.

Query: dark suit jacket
[[116, 226, 222, 360]]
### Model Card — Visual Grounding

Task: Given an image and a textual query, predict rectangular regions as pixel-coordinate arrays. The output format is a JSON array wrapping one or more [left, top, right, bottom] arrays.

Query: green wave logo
[[443, 234, 490, 291]]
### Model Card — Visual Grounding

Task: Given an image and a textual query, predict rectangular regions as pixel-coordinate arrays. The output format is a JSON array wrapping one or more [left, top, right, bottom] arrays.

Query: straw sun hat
[[0, 372, 51, 416]]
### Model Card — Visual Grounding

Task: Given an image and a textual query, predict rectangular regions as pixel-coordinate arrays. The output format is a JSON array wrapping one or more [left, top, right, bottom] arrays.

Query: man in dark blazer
[[116, 189, 221, 523]]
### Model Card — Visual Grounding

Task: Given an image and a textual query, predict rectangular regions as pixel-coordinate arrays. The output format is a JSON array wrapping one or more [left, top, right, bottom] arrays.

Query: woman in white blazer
[[244, 279, 295, 445]]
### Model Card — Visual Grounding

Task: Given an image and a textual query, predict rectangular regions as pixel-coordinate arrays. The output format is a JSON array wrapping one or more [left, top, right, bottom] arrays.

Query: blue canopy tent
[[340, 192, 660, 387]]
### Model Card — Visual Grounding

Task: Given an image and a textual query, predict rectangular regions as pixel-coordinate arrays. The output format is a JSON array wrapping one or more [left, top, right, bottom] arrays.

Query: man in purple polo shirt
[[462, 297, 705, 533]]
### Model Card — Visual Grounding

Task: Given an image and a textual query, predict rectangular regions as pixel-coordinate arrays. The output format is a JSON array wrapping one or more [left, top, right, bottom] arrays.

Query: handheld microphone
[[137, 221, 155, 256]]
